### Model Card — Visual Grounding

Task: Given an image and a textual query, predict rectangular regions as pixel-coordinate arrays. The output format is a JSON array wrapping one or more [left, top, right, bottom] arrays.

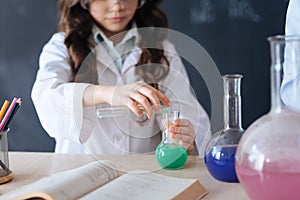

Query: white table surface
[[0, 152, 249, 199]]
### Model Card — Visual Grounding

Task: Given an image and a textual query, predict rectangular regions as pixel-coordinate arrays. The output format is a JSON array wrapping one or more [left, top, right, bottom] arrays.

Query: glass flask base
[[155, 143, 188, 169], [236, 161, 300, 200], [204, 145, 239, 182]]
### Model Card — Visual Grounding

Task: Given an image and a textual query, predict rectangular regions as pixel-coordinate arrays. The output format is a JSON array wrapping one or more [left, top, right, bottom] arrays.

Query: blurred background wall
[[0, 0, 289, 152]]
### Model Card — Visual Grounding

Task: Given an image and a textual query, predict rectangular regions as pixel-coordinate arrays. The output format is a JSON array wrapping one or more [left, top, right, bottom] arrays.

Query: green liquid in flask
[[155, 143, 188, 169]]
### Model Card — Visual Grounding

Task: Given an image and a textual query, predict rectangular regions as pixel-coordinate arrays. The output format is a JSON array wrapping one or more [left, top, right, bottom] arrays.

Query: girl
[[31, 0, 211, 155]]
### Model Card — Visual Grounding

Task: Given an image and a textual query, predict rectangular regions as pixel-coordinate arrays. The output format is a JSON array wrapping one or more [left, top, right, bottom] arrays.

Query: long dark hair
[[58, 0, 169, 88]]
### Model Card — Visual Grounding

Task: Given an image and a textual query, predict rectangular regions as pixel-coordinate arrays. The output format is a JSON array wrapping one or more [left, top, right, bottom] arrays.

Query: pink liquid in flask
[[236, 160, 300, 200]]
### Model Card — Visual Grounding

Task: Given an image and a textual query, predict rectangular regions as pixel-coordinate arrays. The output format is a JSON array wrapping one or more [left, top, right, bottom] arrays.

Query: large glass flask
[[204, 74, 244, 182], [155, 111, 188, 169], [235, 36, 300, 200]]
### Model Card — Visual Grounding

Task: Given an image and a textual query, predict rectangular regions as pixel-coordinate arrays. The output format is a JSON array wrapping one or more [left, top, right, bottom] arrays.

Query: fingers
[[129, 82, 170, 118], [136, 82, 170, 107], [129, 92, 152, 118], [136, 84, 160, 106], [169, 119, 195, 153], [170, 131, 194, 149], [127, 99, 143, 117]]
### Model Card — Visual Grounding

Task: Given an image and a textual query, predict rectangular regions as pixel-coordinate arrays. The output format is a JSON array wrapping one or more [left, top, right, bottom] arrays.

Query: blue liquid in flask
[[204, 145, 238, 182]]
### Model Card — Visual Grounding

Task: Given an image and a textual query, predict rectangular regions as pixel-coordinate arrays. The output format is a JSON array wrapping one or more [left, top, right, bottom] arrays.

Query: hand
[[169, 119, 195, 154], [107, 81, 170, 118]]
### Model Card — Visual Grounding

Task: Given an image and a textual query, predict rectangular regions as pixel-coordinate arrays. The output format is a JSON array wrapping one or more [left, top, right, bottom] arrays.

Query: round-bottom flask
[[155, 111, 188, 169], [205, 74, 244, 182], [235, 36, 300, 199]]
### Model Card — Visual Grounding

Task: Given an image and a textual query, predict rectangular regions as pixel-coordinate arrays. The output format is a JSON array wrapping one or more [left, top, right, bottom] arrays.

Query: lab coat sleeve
[[31, 33, 92, 143], [282, 0, 300, 111], [161, 41, 212, 156], [285, 0, 300, 35]]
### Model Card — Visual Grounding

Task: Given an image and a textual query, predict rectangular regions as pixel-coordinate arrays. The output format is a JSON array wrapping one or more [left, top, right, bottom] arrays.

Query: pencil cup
[[0, 129, 13, 184]]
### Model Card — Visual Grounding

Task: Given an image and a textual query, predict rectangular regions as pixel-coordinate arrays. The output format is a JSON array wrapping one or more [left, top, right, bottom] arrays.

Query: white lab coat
[[282, 0, 300, 111], [31, 32, 211, 155], [285, 0, 300, 35]]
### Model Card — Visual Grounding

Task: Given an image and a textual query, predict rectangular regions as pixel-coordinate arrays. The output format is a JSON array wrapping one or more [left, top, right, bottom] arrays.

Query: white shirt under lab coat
[[282, 0, 300, 111], [31, 31, 211, 155]]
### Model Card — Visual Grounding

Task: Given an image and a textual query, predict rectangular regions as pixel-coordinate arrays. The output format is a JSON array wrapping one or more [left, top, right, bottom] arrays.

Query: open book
[[1, 161, 208, 200]]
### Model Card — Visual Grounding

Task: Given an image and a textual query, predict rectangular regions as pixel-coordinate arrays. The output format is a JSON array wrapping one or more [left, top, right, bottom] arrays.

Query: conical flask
[[204, 74, 244, 182], [235, 36, 300, 200]]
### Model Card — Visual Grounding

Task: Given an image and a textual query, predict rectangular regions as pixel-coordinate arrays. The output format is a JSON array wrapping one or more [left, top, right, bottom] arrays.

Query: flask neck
[[269, 38, 284, 114], [162, 129, 172, 143], [222, 74, 243, 130], [270, 63, 282, 114], [161, 111, 180, 144]]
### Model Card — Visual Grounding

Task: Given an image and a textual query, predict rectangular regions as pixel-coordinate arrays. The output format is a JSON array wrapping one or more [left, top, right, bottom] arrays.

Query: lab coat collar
[[92, 23, 140, 47], [93, 44, 118, 75], [93, 43, 142, 77], [91, 23, 142, 76]]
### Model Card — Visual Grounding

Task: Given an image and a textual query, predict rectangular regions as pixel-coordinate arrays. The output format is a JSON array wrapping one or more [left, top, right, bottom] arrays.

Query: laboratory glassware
[[235, 35, 300, 199], [155, 111, 188, 169], [204, 74, 244, 182]]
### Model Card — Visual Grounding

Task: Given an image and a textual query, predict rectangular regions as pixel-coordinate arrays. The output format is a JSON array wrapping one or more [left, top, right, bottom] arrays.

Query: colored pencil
[[0, 100, 10, 122], [0, 98, 18, 131], [3, 98, 22, 131]]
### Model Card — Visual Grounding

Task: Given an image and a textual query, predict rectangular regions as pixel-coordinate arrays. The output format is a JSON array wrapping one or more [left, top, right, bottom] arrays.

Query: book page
[[0, 161, 119, 200], [80, 171, 207, 200]]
